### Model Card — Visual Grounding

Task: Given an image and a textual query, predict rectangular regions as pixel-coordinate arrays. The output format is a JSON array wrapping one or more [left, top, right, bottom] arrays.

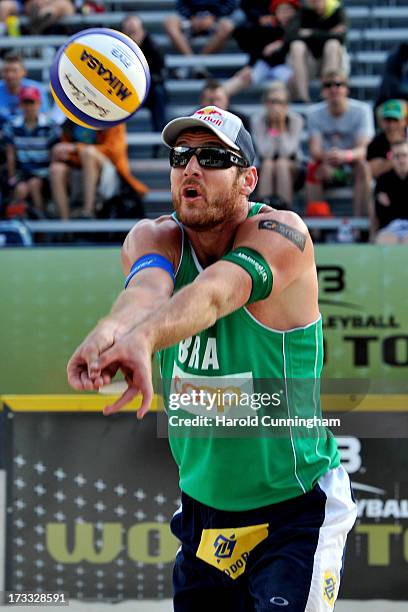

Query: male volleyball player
[[67, 106, 356, 611]]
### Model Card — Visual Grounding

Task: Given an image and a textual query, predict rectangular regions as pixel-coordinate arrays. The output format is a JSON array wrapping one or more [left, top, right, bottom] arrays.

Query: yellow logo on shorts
[[196, 524, 268, 580], [322, 571, 337, 606]]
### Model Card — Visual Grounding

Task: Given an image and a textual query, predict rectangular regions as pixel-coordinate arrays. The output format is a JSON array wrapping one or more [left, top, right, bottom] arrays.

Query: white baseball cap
[[161, 105, 256, 165]]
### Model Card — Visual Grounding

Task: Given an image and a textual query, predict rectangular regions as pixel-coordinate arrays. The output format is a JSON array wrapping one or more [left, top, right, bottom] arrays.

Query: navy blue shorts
[[170, 466, 356, 612]]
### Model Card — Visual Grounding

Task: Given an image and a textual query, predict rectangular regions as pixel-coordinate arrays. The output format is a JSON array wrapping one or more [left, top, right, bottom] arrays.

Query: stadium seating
[[0, 0, 406, 222]]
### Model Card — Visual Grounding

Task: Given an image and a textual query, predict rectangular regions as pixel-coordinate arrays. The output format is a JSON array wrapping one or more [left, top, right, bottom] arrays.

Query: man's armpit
[[258, 219, 306, 252]]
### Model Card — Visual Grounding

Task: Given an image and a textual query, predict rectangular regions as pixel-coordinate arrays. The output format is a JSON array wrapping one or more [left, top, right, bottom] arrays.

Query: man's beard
[[172, 175, 243, 232]]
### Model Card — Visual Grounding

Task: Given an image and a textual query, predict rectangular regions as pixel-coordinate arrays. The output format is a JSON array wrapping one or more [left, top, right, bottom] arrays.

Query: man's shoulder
[[307, 101, 329, 120], [346, 98, 372, 116], [369, 131, 383, 145], [126, 215, 180, 241], [37, 113, 58, 129], [240, 207, 307, 235], [235, 208, 312, 270], [3, 114, 23, 130], [122, 215, 182, 271]]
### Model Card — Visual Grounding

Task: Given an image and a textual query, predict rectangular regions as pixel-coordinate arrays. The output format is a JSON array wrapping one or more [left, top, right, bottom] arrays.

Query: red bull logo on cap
[[194, 106, 225, 127]]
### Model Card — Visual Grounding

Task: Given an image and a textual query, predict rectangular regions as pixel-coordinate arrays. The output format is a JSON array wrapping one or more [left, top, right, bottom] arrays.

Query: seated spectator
[[224, 0, 300, 98], [251, 81, 303, 205], [199, 78, 250, 131], [24, 0, 74, 34], [367, 99, 408, 180], [121, 15, 167, 134], [164, 0, 241, 77], [376, 44, 408, 107], [0, 52, 50, 127], [373, 140, 408, 244], [0, 0, 22, 34], [306, 70, 374, 216], [3, 86, 61, 216], [49, 121, 148, 219], [289, 0, 347, 103]]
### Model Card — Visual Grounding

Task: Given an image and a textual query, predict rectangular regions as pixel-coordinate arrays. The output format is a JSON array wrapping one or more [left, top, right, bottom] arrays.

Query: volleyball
[[49, 27, 150, 129]]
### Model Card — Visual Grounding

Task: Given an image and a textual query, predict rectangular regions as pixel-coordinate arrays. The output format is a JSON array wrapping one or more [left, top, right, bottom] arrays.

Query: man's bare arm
[[96, 212, 311, 416], [349, 134, 370, 162], [309, 134, 325, 162], [67, 218, 178, 391], [147, 212, 311, 350]]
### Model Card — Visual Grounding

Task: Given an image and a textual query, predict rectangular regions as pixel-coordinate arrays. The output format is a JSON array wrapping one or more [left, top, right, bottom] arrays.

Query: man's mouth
[[181, 185, 204, 200]]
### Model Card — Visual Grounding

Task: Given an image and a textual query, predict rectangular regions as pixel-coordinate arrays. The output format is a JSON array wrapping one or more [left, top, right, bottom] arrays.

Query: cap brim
[[162, 116, 239, 151], [381, 112, 403, 119]]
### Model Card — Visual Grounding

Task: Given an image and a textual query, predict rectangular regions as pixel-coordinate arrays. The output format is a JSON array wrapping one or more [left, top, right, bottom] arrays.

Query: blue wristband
[[125, 253, 175, 288]]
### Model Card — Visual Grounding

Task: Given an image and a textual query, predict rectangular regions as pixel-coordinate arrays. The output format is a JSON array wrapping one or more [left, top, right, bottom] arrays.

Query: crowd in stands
[[0, 0, 408, 245]]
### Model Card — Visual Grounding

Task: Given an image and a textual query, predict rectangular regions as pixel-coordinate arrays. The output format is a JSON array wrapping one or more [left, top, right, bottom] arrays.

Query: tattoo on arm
[[258, 219, 306, 252]]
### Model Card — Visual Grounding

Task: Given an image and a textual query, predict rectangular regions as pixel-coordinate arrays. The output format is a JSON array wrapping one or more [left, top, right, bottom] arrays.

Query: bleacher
[[1, 0, 407, 226]]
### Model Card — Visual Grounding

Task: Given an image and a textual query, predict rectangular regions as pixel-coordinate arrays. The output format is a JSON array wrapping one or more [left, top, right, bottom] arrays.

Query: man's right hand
[[67, 319, 119, 391]]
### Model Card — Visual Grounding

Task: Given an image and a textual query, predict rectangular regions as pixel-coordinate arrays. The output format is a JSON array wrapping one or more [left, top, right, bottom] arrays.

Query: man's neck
[[185, 205, 249, 267], [25, 117, 38, 129], [7, 83, 20, 96], [329, 98, 348, 117]]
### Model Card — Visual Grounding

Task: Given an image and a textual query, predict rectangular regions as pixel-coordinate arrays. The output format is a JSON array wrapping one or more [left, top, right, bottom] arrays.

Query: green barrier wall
[[0, 246, 407, 393]]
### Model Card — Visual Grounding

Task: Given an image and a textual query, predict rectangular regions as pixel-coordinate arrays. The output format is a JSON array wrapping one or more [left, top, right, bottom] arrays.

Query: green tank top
[[157, 203, 340, 511]]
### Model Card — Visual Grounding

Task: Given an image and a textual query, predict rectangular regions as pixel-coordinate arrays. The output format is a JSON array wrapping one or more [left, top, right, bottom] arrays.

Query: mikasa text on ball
[[50, 27, 150, 129]]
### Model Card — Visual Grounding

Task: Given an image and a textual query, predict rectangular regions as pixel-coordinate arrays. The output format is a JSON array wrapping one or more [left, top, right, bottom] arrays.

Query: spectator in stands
[[24, 0, 74, 34], [306, 70, 374, 216], [0, 0, 22, 34], [373, 140, 408, 244], [199, 78, 250, 131], [251, 81, 303, 205], [0, 52, 50, 127], [376, 44, 408, 107], [49, 121, 148, 219], [224, 0, 300, 98], [289, 0, 347, 103], [164, 0, 242, 78], [3, 86, 61, 216], [121, 15, 167, 134], [367, 99, 408, 180]]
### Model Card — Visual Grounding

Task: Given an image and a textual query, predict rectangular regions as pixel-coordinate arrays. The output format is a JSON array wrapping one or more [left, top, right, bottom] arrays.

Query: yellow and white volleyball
[[49, 27, 150, 129]]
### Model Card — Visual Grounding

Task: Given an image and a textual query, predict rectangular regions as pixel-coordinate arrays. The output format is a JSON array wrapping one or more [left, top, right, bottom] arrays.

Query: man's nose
[[183, 153, 202, 176]]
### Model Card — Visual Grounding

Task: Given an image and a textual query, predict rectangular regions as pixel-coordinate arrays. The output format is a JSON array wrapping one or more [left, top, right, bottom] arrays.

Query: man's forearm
[[140, 281, 220, 353], [101, 285, 171, 337], [350, 145, 368, 161], [138, 266, 250, 353]]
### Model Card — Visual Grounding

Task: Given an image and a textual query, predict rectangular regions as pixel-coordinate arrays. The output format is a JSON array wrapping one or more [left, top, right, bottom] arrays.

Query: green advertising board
[[0, 246, 407, 394]]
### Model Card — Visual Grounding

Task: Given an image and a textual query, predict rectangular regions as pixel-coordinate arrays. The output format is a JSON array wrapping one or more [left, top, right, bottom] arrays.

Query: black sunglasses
[[323, 80, 347, 89], [170, 146, 249, 169]]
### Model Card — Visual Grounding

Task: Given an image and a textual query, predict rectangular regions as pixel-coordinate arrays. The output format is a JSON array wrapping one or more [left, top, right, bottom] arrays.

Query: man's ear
[[240, 166, 258, 197]]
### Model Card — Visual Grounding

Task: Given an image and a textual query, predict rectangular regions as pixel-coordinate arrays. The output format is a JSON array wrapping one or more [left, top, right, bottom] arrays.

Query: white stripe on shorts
[[305, 465, 357, 611]]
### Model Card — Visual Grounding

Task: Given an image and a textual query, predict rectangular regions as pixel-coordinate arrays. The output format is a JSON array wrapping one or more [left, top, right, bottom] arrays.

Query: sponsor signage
[[3, 406, 407, 600], [0, 246, 407, 393]]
